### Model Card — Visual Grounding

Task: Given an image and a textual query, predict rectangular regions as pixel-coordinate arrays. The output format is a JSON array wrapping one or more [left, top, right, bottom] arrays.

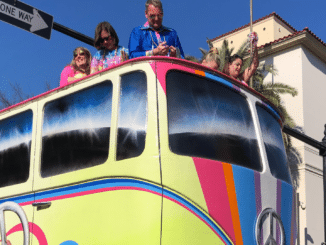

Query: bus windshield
[[166, 70, 262, 172]]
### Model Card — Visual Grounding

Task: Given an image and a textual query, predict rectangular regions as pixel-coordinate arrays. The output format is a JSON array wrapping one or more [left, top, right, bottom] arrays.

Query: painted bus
[[0, 57, 296, 245]]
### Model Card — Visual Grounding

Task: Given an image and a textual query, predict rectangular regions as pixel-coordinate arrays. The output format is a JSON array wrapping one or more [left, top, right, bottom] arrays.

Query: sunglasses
[[100, 36, 113, 43], [74, 51, 86, 57], [148, 13, 163, 20]]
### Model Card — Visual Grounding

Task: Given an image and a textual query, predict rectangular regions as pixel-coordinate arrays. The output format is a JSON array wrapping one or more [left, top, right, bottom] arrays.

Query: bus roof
[[0, 57, 284, 124]]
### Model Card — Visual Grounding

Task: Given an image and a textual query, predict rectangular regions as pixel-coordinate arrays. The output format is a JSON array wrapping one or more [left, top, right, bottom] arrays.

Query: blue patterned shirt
[[128, 22, 184, 59]]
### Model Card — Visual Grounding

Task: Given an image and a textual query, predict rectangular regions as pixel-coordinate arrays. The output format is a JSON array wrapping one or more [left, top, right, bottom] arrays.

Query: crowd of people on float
[[60, 0, 258, 87]]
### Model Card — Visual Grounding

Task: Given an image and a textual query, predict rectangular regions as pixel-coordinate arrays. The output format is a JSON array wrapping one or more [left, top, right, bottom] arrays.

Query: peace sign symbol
[[255, 208, 285, 245], [0, 202, 29, 245]]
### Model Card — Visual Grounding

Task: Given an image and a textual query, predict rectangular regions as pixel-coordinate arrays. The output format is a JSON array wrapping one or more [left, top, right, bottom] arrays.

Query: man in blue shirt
[[128, 0, 184, 59]]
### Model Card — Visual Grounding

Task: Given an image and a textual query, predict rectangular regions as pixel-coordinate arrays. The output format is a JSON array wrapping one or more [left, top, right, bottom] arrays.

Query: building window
[[0, 110, 32, 187], [116, 71, 147, 160], [41, 82, 113, 177], [167, 71, 262, 171]]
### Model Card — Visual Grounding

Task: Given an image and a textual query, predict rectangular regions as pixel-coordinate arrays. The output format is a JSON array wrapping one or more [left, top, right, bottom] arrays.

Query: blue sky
[[0, 0, 325, 104]]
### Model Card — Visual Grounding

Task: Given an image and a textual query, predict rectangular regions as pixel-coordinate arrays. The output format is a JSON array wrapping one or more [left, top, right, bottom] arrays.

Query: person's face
[[202, 59, 219, 70], [229, 58, 242, 78], [145, 4, 163, 30], [100, 30, 115, 50], [74, 49, 87, 68]]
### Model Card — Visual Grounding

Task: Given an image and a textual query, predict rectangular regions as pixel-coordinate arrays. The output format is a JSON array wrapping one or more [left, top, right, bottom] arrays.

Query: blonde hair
[[202, 48, 220, 67], [70, 47, 92, 75]]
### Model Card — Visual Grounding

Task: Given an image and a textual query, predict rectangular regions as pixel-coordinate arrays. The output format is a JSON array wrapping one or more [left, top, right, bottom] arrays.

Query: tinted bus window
[[0, 110, 32, 187], [256, 104, 292, 184], [41, 82, 113, 177], [167, 71, 262, 171], [117, 71, 147, 160]]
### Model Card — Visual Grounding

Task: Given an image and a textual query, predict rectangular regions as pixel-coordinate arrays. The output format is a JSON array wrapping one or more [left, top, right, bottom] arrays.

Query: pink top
[[60, 66, 75, 87], [60, 66, 87, 87]]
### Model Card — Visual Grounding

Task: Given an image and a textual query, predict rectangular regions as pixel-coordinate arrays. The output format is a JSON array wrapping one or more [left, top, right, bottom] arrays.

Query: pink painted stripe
[[276, 179, 282, 243], [20, 201, 35, 206], [254, 172, 263, 244], [193, 157, 235, 242], [151, 61, 196, 94], [7, 223, 48, 245], [163, 194, 228, 244]]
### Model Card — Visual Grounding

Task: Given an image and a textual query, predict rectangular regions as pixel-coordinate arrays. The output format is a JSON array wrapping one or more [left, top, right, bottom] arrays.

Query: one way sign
[[0, 0, 53, 40]]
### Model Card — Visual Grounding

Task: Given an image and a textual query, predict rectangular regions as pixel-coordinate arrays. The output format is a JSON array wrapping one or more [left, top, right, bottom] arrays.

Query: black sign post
[[0, 0, 53, 40]]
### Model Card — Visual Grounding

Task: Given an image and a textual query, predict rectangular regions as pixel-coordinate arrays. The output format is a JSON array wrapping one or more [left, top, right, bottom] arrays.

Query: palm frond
[[185, 55, 200, 63], [261, 83, 298, 96], [206, 38, 213, 49], [263, 64, 278, 76], [199, 47, 208, 56]]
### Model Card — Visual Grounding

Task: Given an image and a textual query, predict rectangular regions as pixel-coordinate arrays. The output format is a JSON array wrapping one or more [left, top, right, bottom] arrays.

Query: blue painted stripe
[[163, 188, 233, 245], [35, 179, 162, 200], [232, 165, 257, 244], [205, 72, 241, 92], [281, 182, 293, 245], [0, 193, 34, 205]]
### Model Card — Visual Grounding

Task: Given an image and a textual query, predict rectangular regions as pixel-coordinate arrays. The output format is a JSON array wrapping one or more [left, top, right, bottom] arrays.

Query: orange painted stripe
[[223, 163, 243, 245], [195, 70, 205, 77]]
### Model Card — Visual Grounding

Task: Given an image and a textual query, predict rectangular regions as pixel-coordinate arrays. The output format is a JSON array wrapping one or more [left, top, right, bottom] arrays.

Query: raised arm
[[242, 45, 258, 84]]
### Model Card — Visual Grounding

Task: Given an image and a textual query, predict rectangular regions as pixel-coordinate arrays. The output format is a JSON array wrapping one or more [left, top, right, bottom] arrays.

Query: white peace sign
[[0, 201, 29, 245]]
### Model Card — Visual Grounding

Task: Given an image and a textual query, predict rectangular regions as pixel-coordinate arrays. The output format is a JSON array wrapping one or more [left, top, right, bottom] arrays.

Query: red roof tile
[[257, 27, 326, 49], [210, 12, 297, 42]]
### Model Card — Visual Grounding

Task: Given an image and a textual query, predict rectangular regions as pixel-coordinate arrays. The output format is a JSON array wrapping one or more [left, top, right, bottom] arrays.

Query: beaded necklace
[[149, 30, 166, 48]]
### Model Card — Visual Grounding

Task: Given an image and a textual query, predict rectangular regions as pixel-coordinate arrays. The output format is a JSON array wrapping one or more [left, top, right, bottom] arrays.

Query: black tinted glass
[[117, 71, 147, 160], [0, 110, 32, 187], [41, 82, 112, 177], [167, 71, 262, 171]]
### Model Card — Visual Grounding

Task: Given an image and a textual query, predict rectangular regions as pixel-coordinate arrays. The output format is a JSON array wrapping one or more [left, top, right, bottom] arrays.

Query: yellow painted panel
[[33, 189, 161, 244], [162, 197, 227, 245]]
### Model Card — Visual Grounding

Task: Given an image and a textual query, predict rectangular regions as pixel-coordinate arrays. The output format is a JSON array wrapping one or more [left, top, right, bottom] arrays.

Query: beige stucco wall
[[211, 16, 294, 53], [302, 46, 326, 168], [261, 46, 304, 131], [300, 46, 326, 245], [274, 17, 294, 40]]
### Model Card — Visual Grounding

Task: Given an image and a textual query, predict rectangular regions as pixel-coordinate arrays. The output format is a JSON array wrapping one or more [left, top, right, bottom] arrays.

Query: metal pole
[[321, 124, 326, 245], [249, 0, 253, 87], [53, 22, 94, 46]]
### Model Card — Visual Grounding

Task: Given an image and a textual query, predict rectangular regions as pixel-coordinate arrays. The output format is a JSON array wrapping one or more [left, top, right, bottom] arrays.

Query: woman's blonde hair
[[70, 47, 92, 75], [202, 48, 220, 67]]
